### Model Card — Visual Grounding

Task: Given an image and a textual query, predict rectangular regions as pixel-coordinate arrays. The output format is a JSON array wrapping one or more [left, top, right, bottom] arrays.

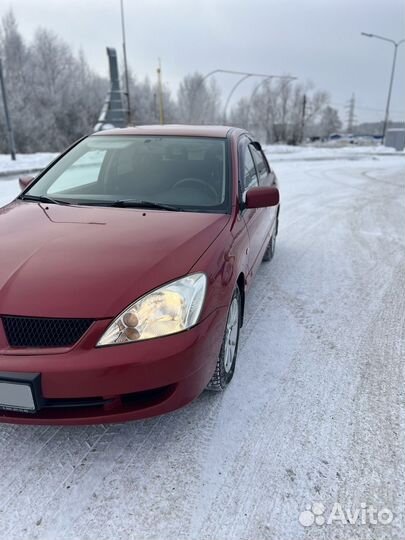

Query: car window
[[48, 150, 106, 194], [25, 136, 230, 214], [243, 147, 259, 191], [116, 147, 133, 177], [106, 137, 227, 207], [250, 145, 269, 181]]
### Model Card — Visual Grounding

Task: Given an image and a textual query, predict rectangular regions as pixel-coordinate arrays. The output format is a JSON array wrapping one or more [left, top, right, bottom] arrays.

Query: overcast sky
[[2, 0, 405, 124]]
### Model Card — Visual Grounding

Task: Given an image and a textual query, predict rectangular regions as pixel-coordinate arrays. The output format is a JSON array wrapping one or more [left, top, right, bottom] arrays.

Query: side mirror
[[19, 175, 35, 191], [245, 186, 279, 209]]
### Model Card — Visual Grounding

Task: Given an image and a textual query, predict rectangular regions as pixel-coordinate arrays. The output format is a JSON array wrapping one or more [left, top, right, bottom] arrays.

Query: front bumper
[[0, 308, 227, 425]]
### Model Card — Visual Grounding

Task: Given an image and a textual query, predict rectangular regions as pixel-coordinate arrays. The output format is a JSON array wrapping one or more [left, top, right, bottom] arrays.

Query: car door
[[239, 137, 269, 279]]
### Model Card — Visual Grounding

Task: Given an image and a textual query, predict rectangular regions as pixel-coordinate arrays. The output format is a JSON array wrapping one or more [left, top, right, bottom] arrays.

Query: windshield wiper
[[20, 194, 72, 206], [108, 200, 184, 211]]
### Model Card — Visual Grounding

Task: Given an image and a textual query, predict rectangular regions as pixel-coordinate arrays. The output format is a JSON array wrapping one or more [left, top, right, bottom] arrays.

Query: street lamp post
[[361, 32, 405, 141], [222, 74, 253, 121], [222, 73, 296, 124], [246, 76, 273, 130], [190, 69, 295, 123], [190, 69, 256, 122]]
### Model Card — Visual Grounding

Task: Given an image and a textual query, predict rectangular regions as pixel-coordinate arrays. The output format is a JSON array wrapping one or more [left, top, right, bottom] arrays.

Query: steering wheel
[[172, 178, 218, 200]]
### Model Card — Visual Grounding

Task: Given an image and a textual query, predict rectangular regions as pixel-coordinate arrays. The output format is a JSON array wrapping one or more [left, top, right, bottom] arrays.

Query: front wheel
[[206, 287, 241, 391]]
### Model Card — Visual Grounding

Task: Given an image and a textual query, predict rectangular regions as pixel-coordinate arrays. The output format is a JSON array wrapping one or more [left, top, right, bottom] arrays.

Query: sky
[[2, 0, 405, 125]]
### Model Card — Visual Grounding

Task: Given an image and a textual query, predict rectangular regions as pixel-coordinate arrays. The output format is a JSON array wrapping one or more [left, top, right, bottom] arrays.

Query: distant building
[[385, 128, 405, 151]]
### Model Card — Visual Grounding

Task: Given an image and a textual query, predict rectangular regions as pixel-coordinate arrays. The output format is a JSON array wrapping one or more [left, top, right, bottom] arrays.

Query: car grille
[[1, 316, 94, 348]]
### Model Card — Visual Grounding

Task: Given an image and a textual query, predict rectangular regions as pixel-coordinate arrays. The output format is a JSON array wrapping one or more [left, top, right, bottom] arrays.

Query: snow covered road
[[0, 151, 404, 540]]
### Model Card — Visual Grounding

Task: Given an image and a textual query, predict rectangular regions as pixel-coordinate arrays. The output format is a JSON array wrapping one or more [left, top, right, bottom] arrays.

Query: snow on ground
[[264, 142, 403, 161], [0, 176, 20, 207], [0, 147, 404, 540], [0, 152, 57, 176]]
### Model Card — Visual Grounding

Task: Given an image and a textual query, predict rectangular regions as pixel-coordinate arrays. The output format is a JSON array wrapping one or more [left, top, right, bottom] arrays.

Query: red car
[[0, 125, 279, 424]]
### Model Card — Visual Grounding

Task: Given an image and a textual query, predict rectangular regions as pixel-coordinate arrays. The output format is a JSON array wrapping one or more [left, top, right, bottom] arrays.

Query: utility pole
[[156, 59, 165, 125], [382, 42, 399, 139], [0, 57, 16, 161], [346, 93, 356, 133], [300, 94, 307, 143], [120, 0, 132, 125]]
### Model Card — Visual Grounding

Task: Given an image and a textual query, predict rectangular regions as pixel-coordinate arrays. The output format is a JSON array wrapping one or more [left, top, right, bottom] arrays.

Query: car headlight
[[97, 273, 207, 346]]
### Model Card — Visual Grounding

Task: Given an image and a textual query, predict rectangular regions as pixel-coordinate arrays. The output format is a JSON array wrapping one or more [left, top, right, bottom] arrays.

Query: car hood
[[0, 201, 229, 318]]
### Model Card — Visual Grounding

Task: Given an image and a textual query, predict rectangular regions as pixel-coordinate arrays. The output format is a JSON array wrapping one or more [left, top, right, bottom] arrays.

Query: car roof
[[92, 124, 243, 139]]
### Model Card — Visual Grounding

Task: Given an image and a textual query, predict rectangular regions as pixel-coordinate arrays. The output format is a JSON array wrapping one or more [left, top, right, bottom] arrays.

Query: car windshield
[[23, 135, 230, 213]]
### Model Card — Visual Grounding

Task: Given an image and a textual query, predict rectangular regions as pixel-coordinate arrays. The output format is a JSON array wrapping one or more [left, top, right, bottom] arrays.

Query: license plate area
[[0, 372, 42, 414]]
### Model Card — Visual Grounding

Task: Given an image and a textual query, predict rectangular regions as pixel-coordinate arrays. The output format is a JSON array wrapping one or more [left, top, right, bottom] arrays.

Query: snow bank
[[0, 179, 20, 207], [0, 152, 57, 176]]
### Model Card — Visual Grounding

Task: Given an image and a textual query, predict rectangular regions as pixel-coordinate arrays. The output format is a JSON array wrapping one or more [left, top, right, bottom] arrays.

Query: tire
[[206, 287, 241, 391]]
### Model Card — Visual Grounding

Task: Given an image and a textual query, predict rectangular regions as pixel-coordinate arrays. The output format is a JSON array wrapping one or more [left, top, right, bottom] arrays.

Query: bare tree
[[177, 73, 221, 124], [0, 11, 107, 152], [229, 96, 250, 130], [124, 70, 178, 125], [236, 79, 329, 144], [0, 10, 32, 151], [0, 9, 336, 152], [319, 106, 342, 138]]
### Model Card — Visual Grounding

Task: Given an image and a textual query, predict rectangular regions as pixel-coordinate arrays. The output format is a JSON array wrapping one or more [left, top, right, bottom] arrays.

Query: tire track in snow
[[0, 425, 113, 538], [190, 162, 405, 540], [197, 264, 400, 540], [65, 397, 226, 540], [0, 157, 403, 540], [331, 266, 405, 540]]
